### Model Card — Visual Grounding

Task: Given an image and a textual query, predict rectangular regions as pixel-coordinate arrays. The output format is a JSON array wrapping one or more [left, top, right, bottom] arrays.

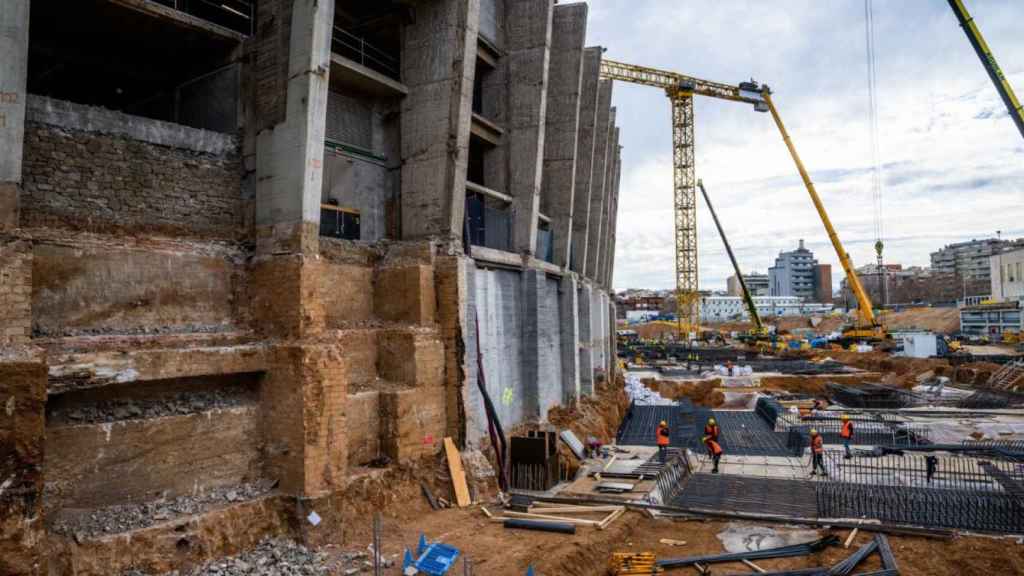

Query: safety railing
[[151, 0, 254, 36], [332, 27, 401, 80]]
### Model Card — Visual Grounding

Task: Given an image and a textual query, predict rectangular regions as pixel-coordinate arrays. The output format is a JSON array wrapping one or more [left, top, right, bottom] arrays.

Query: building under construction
[[0, 1, 621, 573]]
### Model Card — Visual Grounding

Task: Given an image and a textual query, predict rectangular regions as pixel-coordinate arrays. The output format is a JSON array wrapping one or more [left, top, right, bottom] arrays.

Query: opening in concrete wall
[[332, 2, 408, 81], [28, 0, 241, 133], [43, 372, 267, 537]]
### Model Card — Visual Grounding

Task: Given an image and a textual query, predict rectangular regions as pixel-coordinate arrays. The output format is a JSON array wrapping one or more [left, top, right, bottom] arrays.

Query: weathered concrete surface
[[26, 95, 238, 156], [400, 0, 478, 240], [47, 495, 289, 576], [577, 282, 594, 395], [0, 1, 29, 229], [0, 347, 47, 576], [596, 126, 619, 287], [507, 0, 554, 256], [255, 0, 334, 254], [540, 3, 587, 268], [569, 48, 602, 274], [45, 406, 262, 511], [586, 101, 614, 280], [559, 273, 580, 404], [605, 150, 622, 288]]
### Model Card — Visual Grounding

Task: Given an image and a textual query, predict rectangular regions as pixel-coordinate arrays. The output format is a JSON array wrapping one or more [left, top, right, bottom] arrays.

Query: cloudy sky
[[584, 0, 1024, 292]]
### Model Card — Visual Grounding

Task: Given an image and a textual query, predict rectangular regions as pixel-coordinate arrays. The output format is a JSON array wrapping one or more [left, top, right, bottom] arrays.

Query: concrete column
[[605, 152, 622, 288], [596, 126, 619, 287], [0, 1, 29, 231], [559, 272, 580, 404], [507, 0, 554, 256], [608, 298, 618, 378], [400, 0, 479, 240], [584, 86, 613, 278], [255, 0, 335, 254], [570, 48, 602, 274], [521, 267, 544, 418], [539, 3, 586, 268], [577, 281, 594, 395]]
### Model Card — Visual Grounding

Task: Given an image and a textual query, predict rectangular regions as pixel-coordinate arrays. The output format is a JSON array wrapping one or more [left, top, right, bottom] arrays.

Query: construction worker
[[839, 414, 854, 459], [809, 429, 827, 477], [703, 417, 720, 458], [707, 438, 723, 474], [656, 420, 671, 463]]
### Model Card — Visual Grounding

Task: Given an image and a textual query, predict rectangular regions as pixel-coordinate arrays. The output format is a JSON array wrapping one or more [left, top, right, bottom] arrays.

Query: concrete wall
[[0, 1, 30, 230]]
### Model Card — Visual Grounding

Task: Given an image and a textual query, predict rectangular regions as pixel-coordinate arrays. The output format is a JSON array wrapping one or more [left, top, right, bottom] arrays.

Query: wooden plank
[[742, 558, 767, 573], [444, 437, 472, 507], [528, 505, 624, 514], [501, 510, 603, 526]]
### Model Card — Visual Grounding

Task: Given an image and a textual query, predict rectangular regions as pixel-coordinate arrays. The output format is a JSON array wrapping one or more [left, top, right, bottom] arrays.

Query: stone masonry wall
[[21, 121, 242, 239]]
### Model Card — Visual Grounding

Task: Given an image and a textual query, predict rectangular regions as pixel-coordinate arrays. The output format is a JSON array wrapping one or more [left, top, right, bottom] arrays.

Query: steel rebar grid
[[818, 452, 1024, 493]]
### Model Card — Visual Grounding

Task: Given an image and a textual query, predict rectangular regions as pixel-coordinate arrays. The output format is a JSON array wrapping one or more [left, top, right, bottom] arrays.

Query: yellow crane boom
[[599, 60, 767, 337], [761, 91, 883, 338]]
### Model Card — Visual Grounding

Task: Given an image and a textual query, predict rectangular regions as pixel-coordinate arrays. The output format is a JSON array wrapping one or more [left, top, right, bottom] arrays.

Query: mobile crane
[[697, 179, 769, 342], [600, 59, 888, 344], [947, 0, 1024, 140]]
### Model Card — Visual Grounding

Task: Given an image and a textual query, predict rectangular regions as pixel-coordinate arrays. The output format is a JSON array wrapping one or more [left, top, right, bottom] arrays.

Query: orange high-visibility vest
[[841, 421, 854, 439], [704, 424, 720, 440], [812, 435, 824, 454], [707, 439, 723, 456], [656, 425, 670, 446]]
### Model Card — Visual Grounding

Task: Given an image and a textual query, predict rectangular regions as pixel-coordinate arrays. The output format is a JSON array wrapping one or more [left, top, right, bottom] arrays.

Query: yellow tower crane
[[598, 60, 769, 337], [600, 59, 889, 344]]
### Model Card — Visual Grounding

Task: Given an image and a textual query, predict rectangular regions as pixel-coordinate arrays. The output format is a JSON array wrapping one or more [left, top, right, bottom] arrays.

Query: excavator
[[696, 179, 771, 346]]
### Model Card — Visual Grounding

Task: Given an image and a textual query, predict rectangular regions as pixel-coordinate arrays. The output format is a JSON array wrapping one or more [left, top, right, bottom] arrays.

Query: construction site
[[1, 1, 1023, 575]]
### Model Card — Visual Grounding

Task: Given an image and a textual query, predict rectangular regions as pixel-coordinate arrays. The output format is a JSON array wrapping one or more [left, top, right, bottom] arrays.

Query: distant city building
[[726, 272, 770, 297], [840, 264, 967, 307], [990, 247, 1024, 303], [930, 237, 1024, 282], [814, 263, 832, 304], [700, 295, 834, 322], [768, 239, 819, 300]]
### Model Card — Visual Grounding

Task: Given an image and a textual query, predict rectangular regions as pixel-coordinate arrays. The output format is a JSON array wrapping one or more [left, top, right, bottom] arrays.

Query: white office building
[[700, 295, 834, 321]]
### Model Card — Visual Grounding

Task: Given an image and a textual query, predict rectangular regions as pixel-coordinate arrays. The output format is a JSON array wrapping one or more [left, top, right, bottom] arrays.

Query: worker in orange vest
[[840, 414, 854, 459], [703, 417, 720, 458], [656, 420, 671, 463], [809, 428, 827, 477], [707, 438, 723, 474]]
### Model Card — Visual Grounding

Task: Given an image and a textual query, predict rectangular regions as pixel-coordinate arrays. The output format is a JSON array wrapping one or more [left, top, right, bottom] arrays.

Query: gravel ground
[[51, 481, 275, 539], [123, 537, 377, 576], [51, 388, 251, 425]]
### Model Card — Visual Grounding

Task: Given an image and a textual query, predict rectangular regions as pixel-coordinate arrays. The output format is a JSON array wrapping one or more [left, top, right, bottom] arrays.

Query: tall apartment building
[[930, 237, 1024, 281], [814, 263, 832, 303], [768, 240, 819, 300], [0, 1, 622, 573], [726, 272, 769, 297]]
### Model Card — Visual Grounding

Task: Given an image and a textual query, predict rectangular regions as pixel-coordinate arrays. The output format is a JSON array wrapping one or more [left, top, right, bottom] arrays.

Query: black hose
[[502, 519, 576, 534]]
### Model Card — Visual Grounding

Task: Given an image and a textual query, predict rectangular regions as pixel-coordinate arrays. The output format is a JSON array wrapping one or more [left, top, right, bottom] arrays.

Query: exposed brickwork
[[0, 349, 48, 576], [380, 387, 446, 461], [20, 122, 242, 239], [434, 256, 468, 442], [375, 265, 438, 325], [345, 391, 381, 466], [312, 261, 374, 328], [249, 255, 313, 338], [261, 344, 347, 497], [0, 238, 31, 345], [378, 330, 445, 389]]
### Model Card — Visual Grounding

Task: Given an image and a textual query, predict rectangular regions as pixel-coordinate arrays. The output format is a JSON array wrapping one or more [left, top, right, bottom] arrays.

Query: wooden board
[[444, 437, 472, 507]]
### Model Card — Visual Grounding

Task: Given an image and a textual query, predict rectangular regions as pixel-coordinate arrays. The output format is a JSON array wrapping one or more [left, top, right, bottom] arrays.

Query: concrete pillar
[[584, 86, 613, 278], [559, 272, 580, 404], [608, 298, 618, 378], [254, 0, 335, 254], [507, 0, 554, 256], [400, 0, 479, 240], [570, 48, 602, 274], [521, 267, 544, 418], [605, 151, 622, 288], [577, 281, 594, 395], [0, 1, 29, 231], [539, 3, 586, 268], [596, 126, 619, 287]]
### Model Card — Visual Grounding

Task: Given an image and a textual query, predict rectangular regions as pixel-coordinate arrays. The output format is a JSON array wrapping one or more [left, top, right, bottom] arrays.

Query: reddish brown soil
[[641, 377, 725, 407]]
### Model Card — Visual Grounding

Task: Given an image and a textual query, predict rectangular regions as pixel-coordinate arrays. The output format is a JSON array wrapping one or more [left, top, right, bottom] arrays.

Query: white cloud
[[590, 1, 1024, 291]]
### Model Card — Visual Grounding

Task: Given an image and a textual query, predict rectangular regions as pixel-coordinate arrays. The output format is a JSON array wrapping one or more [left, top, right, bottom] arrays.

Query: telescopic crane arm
[[697, 180, 766, 336], [947, 0, 1024, 140]]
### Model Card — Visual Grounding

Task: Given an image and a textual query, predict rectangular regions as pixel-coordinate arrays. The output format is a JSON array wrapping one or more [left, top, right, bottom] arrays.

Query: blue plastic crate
[[415, 542, 461, 576]]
